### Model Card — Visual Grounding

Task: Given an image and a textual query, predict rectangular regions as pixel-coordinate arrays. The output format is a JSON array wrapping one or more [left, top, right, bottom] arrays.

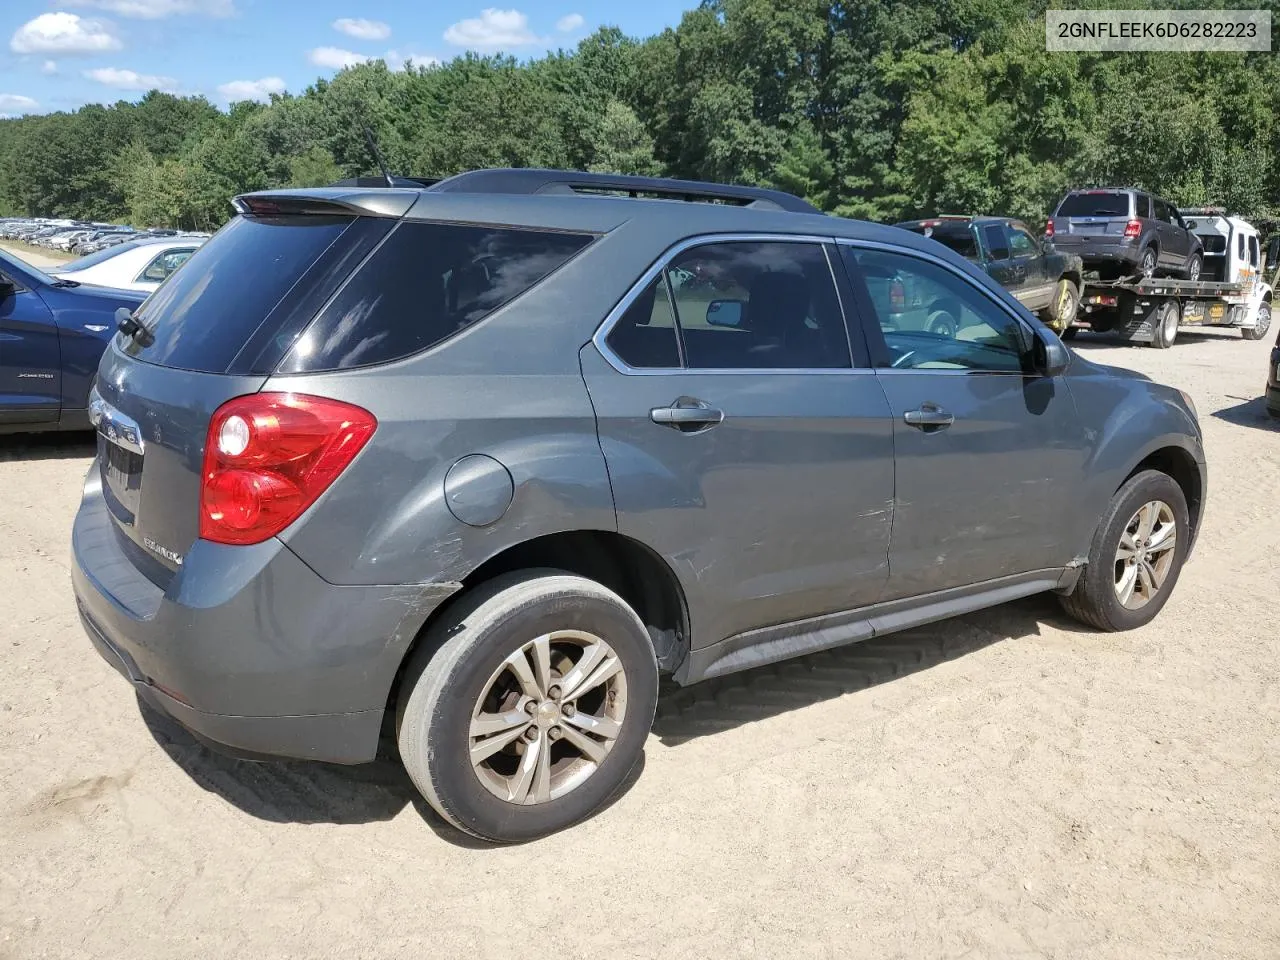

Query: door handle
[[650, 398, 725, 432], [903, 404, 955, 430]]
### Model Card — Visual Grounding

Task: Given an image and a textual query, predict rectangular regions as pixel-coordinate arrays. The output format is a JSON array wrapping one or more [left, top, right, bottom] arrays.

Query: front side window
[[843, 246, 1029, 373], [1248, 234, 1259, 267], [1009, 227, 1038, 257], [980, 224, 1010, 261], [663, 241, 851, 370], [138, 248, 195, 283]]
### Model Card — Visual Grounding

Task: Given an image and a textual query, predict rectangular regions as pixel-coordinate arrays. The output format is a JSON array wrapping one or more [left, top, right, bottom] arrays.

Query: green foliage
[[2, 5, 1278, 228]]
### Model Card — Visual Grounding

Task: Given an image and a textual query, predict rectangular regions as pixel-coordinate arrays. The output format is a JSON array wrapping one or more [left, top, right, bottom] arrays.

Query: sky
[[0, 0, 691, 118]]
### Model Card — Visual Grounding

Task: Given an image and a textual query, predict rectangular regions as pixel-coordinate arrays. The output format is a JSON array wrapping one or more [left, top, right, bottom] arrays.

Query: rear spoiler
[[232, 188, 420, 219]]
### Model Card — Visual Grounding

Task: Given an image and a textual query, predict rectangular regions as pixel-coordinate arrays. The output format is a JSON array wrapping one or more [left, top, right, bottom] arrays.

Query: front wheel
[[396, 570, 658, 843], [1041, 277, 1080, 331], [1059, 470, 1190, 631], [1183, 253, 1202, 282], [1148, 299, 1179, 349], [1240, 301, 1271, 341]]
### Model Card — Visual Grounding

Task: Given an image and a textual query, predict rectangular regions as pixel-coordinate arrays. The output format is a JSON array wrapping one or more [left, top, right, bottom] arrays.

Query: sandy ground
[[0, 243, 72, 269], [1, 245, 1278, 958]]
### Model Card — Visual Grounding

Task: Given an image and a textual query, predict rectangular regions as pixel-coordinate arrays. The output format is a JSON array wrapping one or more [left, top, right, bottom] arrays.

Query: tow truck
[[1065, 209, 1275, 348]]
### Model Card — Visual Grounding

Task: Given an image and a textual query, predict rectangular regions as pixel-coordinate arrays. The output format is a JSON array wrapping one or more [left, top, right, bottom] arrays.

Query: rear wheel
[[1139, 245, 1158, 278], [1148, 299, 1179, 349], [1184, 253, 1202, 282], [396, 570, 658, 843], [1241, 301, 1271, 341], [1041, 277, 1080, 331], [1059, 470, 1189, 631], [927, 310, 958, 339]]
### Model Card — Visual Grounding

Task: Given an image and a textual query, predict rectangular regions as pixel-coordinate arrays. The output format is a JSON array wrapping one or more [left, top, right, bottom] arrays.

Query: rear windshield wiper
[[115, 307, 154, 347]]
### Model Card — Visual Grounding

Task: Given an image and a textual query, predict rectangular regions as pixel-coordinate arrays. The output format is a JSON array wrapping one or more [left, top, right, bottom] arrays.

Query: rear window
[[907, 225, 978, 261], [65, 239, 147, 270], [125, 215, 353, 373], [1056, 192, 1131, 218], [276, 222, 593, 373]]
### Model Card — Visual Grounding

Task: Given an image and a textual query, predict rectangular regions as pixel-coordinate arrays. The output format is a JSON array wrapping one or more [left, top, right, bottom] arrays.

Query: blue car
[[0, 246, 147, 433]]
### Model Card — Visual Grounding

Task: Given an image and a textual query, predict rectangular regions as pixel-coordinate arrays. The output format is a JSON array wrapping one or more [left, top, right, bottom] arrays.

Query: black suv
[[1047, 188, 1203, 282], [895, 216, 1084, 333]]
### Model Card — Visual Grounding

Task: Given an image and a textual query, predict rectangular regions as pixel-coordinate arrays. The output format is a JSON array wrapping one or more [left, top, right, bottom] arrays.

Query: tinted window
[[1056, 192, 1130, 217], [605, 274, 681, 369], [843, 247, 1028, 373], [1238, 233, 1246, 259], [1009, 227, 1038, 257], [126, 215, 352, 372], [665, 242, 851, 369], [981, 224, 1010, 261], [138, 248, 195, 283], [1248, 234, 1259, 267], [282, 222, 592, 372], [912, 225, 978, 261], [1153, 199, 1172, 223]]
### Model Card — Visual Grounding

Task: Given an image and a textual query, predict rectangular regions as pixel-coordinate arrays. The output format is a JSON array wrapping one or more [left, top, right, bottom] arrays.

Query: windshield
[[1056, 192, 1130, 217], [59, 239, 149, 271]]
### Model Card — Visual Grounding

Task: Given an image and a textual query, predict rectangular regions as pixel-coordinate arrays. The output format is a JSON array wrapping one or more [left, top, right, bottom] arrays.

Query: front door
[[581, 237, 896, 647], [0, 270, 60, 425], [839, 243, 1091, 600], [1007, 223, 1052, 311]]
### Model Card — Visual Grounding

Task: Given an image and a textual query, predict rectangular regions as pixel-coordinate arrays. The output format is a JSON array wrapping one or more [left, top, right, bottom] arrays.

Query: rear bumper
[[71, 470, 460, 764], [1055, 238, 1141, 265]]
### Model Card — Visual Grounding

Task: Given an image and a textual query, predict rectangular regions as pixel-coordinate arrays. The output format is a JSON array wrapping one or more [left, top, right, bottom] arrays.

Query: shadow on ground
[[1066, 328, 1239, 352], [138, 593, 1077, 840], [1213, 395, 1278, 431], [0, 432, 95, 462]]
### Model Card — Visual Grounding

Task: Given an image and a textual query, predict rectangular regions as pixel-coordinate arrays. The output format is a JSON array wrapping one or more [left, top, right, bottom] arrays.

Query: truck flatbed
[[1083, 276, 1246, 298]]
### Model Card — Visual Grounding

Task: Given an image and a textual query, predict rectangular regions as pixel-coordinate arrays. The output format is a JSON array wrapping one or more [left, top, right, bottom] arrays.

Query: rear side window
[[605, 274, 681, 369], [980, 224, 1010, 261], [280, 222, 593, 372], [126, 215, 353, 373], [1056, 192, 1130, 218]]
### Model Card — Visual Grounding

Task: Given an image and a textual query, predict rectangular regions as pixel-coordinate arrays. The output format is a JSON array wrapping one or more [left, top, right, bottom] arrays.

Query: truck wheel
[[1241, 301, 1271, 341], [927, 311, 958, 339], [1148, 300, 1179, 349], [1048, 277, 1080, 329], [1059, 470, 1189, 631], [396, 570, 658, 843], [1183, 253, 1202, 282]]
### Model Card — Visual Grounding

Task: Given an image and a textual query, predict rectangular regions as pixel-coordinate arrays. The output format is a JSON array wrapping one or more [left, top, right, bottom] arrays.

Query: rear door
[[0, 262, 60, 425], [1152, 198, 1186, 269], [581, 236, 895, 647], [838, 242, 1090, 599]]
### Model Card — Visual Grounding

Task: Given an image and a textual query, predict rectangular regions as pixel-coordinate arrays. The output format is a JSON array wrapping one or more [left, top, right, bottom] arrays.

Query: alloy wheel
[[469, 630, 628, 805], [1114, 500, 1177, 610]]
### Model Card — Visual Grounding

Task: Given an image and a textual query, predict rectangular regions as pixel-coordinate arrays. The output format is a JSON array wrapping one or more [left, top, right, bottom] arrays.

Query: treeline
[[2, 0, 1278, 231]]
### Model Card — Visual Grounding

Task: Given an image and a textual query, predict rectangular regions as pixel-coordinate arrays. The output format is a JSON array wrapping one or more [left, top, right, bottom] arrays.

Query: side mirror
[[1035, 330, 1071, 376], [0, 278, 14, 300], [705, 299, 745, 328]]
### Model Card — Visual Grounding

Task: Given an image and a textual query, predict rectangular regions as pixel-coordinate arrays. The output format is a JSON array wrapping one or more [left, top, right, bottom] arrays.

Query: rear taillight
[[1045, 220, 1055, 238], [890, 279, 906, 313], [1124, 219, 1142, 238], [200, 393, 376, 546]]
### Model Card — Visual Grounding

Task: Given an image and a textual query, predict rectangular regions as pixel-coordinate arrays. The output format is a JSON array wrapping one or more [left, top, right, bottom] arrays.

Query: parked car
[[1267, 327, 1280, 418], [1047, 188, 1203, 281], [72, 169, 1206, 842], [894, 215, 1084, 333], [0, 247, 146, 432], [48, 236, 206, 292]]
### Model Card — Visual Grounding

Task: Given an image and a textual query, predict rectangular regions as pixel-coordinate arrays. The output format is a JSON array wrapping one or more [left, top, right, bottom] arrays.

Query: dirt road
[[1, 278, 1277, 957]]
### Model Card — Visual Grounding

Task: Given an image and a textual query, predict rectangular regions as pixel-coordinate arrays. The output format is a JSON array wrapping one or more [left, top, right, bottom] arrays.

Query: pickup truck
[[894, 215, 1084, 333], [1, 246, 147, 433]]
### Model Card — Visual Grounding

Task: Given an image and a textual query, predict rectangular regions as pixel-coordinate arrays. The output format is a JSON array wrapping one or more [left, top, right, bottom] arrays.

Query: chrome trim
[[91, 390, 145, 455], [590, 232, 877, 376]]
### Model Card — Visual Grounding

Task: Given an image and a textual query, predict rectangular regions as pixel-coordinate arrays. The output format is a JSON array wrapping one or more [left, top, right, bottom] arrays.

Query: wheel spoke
[[1147, 521, 1176, 554], [564, 654, 623, 703], [470, 724, 529, 765], [1116, 531, 1138, 562], [530, 635, 553, 699], [504, 646, 544, 701], [557, 642, 608, 700], [1136, 503, 1157, 541], [470, 709, 531, 739], [564, 710, 621, 740], [531, 731, 553, 804], [1143, 558, 1164, 591], [508, 736, 541, 804], [1116, 563, 1138, 605], [1135, 561, 1153, 597], [559, 724, 609, 764]]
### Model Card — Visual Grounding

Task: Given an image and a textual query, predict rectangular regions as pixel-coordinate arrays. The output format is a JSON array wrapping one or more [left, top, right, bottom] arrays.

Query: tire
[[1241, 301, 1271, 341], [1059, 469, 1190, 631], [1183, 253, 1202, 283], [396, 570, 659, 843], [927, 310, 958, 338], [1060, 325, 1079, 340], [1148, 299, 1179, 349], [1041, 277, 1080, 331], [1138, 245, 1158, 278]]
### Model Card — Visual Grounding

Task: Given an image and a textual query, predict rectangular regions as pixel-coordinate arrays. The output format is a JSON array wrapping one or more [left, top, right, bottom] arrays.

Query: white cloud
[[308, 46, 370, 69], [333, 17, 390, 41], [443, 8, 541, 49], [383, 49, 440, 72], [63, 0, 235, 19], [217, 76, 285, 102], [555, 13, 584, 33], [42, 60, 59, 74], [85, 66, 178, 91], [10, 13, 122, 55], [0, 94, 40, 113]]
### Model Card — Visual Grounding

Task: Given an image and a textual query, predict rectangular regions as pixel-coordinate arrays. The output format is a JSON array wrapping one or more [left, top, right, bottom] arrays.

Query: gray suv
[[72, 169, 1206, 842], [1048, 188, 1204, 282]]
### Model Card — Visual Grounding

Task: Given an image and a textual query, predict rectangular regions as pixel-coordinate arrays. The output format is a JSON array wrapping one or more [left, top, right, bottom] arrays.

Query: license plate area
[[93, 401, 146, 525]]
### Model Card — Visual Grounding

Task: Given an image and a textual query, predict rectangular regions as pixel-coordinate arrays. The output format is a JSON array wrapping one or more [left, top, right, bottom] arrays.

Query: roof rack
[[425, 168, 822, 214]]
